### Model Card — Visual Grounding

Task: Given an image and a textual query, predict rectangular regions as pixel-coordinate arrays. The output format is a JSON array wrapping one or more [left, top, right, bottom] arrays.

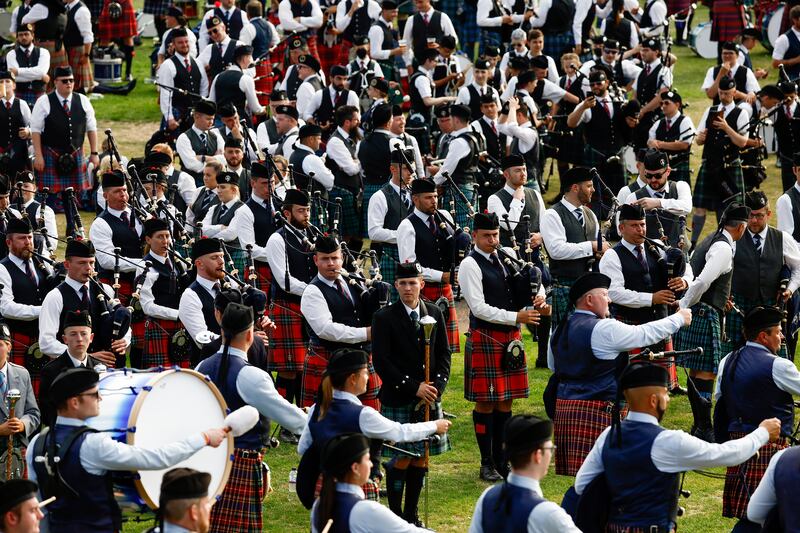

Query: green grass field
[[85, 8, 793, 531]]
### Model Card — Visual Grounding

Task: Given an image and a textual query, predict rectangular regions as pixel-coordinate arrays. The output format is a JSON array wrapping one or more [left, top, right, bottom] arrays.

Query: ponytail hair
[[316, 470, 338, 532], [315, 370, 356, 420]]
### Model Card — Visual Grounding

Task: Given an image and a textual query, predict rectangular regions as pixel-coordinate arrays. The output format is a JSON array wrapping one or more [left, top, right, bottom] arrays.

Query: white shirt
[[156, 55, 209, 116], [715, 342, 800, 405], [137, 253, 180, 321], [292, 143, 334, 191], [541, 198, 597, 261], [401, 7, 457, 67], [573, 94, 619, 123], [166, 165, 198, 206], [631, 58, 673, 93], [624, 181, 692, 217], [413, 66, 434, 100], [498, 118, 538, 154], [236, 192, 276, 259], [388, 133, 425, 178], [617, 177, 647, 206], [487, 184, 546, 235], [278, 0, 323, 32], [263, 125, 299, 159], [701, 64, 760, 94], [197, 37, 241, 72], [432, 126, 474, 186], [30, 91, 96, 133], [198, 7, 250, 51], [6, 45, 49, 83], [177, 275, 220, 344], [175, 125, 225, 174], [579, 59, 642, 82], [772, 27, 800, 60], [367, 182, 403, 244], [776, 183, 800, 236], [303, 86, 360, 121], [209, 65, 265, 115], [635, 0, 667, 36], [368, 17, 397, 61], [62, 1, 93, 44], [0, 252, 43, 322], [301, 273, 370, 343], [679, 229, 736, 309], [202, 199, 247, 243], [296, 75, 325, 119], [469, 473, 581, 533], [575, 411, 770, 494], [499, 49, 529, 75], [89, 207, 145, 273], [747, 447, 794, 524], [457, 82, 500, 109], [572, 0, 594, 45], [648, 112, 696, 143], [327, 127, 362, 176], [265, 228, 311, 296], [335, 0, 381, 32], [476, 0, 523, 27], [397, 208, 455, 282], [459, 247, 520, 326]]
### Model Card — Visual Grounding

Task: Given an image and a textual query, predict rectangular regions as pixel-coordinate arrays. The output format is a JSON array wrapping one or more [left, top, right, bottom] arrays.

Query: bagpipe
[[338, 242, 392, 323], [500, 212, 552, 290], [494, 245, 543, 312]]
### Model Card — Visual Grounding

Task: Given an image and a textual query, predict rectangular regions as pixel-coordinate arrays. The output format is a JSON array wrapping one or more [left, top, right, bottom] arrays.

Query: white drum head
[[128, 370, 233, 508], [768, 6, 785, 50], [691, 23, 717, 59]]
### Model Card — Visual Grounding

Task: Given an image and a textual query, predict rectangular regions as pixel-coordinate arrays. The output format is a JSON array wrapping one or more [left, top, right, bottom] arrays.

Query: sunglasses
[[79, 391, 101, 399], [646, 171, 666, 179], [590, 80, 605, 86], [59, 78, 75, 84], [209, 27, 220, 35]]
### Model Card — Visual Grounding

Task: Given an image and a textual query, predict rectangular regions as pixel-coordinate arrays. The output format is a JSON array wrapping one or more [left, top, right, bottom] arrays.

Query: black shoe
[[691, 425, 715, 443], [279, 428, 299, 444], [670, 385, 688, 396], [479, 464, 502, 482]]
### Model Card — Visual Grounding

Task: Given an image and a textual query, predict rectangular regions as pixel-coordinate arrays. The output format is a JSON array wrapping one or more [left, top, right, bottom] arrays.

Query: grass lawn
[[79, 7, 791, 531]]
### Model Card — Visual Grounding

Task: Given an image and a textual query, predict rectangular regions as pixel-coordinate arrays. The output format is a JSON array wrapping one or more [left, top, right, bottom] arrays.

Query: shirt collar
[[503, 183, 519, 196], [316, 272, 343, 288], [336, 126, 349, 139], [620, 239, 642, 252], [748, 226, 768, 240], [332, 389, 362, 404], [795, 182, 800, 194], [55, 415, 86, 426], [108, 206, 130, 218], [0, 361, 6, 381], [506, 473, 543, 495], [413, 207, 430, 222], [221, 346, 248, 360], [65, 276, 89, 293], [67, 351, 89, 368], [148, 251, 168, 264], [336, 482, 365, 498], [7, 252, 29, 270], [560, 197, 582, 211], [195, 274, 218, 293], [721, 229, 735, 245], [474, 247, 494, 260], [626, 411, 660, 425], [402, 301, 420, 316]]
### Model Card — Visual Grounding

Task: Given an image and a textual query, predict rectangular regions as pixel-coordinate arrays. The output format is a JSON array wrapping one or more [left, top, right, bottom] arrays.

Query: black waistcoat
[[690, 232, 734, 311], [585, 99, 624, 153], [547, 202, 597, 279], [169, 55, 201, 113], [408, 212, 452, 271], [326, 129, 360, 192], [0, 255, 48, 335], [633, 182, 682, 246], [468, 250, 517, 332], [214, 68, 247, 118], [0, 98, 26, 148], [273, 226, 316, 303], [731, 227, 783, 303], [213, 7, 244, 39], [379, 182, 411, 232], [359, 131, 393, 184], [246, 196, 278, 247], [635, 62, 663, 104], [494, 187, 541, 248], [411, 11, 443, 62], [14, 46, 44, 94], [609, 241, 668, 322], [342, 0, 372, 42], [97, 210, 142, 278], [209, 42, 236, 82], [307, 276, 365, 349], [145, 253, 181, 310], [701, 106, 741, 162], [41, 92, 86, 151], [62, 2, 84, 48], [476, 117, 505, 162]]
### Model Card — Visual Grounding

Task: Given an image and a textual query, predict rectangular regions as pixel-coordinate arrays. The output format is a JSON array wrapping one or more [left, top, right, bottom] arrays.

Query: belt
[[236, 448, 263, 458]]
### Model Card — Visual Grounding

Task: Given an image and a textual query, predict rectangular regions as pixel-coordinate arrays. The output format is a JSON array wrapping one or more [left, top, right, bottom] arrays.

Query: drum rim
[[116, 368, 234, 510]]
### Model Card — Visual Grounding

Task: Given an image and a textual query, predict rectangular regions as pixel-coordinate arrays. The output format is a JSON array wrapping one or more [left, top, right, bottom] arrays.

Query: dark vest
[[731, 227, 783, 303], [476, 117, 506, 163], [711, 65, 749, 104], [465, 85, 486, 120], [633, 182, 682, 246], [289, 0, 314, 37], [307, 276, 365, 350], [379, 182, 411, 232], [773, 447, 800, 530], [783, 29, 800, 80], [315, 87, 351, 127], [494, 187, 541, 249], [467, 250, 517, 332], [553, 311, 618, 400], [787, 186, 800, 243], [452, 131, 480, 184], [169, 55, 201, 113], [209, 41, 237, 82], [189, 281, 219, 334], [609, 241, 668, 323], [409, 71, 433, 122], [0, 255, 48, 336], [186, 128, 219, 157], [360, 131, 393, 184], [604, 15, 633, 50], [210, 200, 244, 246], [15, 4, 30, 32], [654, 114, 691, 161], [772, 103, 800, 158], [559, 73, 586, 114], [32, 0, 67, 42], [213, 7, 244, 39], [312, 490, 361, 533], [273, 226, 316, 303], [143, 253, 181, 310], [639, 0, 659, 27], [342, 0, 372, 41], [189, 186, 219, 223], [510, 129, 538, 179], [285, 65, 302, 100], [547, 202, 597, 279], [690, 232, 734, 311], [290, 146, 327, 195], [13, 46, 45, 94], [167, 170, 188, 214], [408, 212, 452, 272], [411, 11, 443, 62], [97, 210, 142, 281], [56, 282, 110, 354], [0, 98, 27, 149], [41, 92, 87, 151], [213, 68, 247, 119], [585, 99, 625, 153], [635, 62, 663, 104], [326, 129, 360, 192], [480, 482, 545, 532], [249, 17, 273, 59], [62, 1, 84, 48], [702, 106, 742, 162], [245, 195, 277, 247]]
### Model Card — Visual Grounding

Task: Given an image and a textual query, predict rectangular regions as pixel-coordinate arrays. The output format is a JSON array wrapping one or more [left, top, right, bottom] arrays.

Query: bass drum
[[87, 368, 233, 516], [764, 4, 786, 52], [689, 22, 717, 59]]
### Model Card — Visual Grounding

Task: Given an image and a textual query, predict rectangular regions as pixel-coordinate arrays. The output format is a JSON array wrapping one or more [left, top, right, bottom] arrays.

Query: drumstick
[[321, 519, 334, 533], [38, 496, 56, 508]]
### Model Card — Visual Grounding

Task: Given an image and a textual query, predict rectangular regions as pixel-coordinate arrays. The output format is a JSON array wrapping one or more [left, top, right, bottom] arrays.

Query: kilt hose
[[66, 47, 94, 93], [40, 146, 89, 211], [143, 317, 188, 368], [251, 261, 273, 304], [693, 159, 745, 211], [380, 401, 451, 457], [267, 298, 306, 373], [441, 183, 477, 231], [554, 398, 624, 476], [551, 277, 577, 328], [15, 86, 45, 110], [9, 331, 41, 396], [723, 294, 789, 359], [722, 432, 789, 518], [302, 342, 381, 410], [362, 182, 384, 237], [421, 282, 460, 353], [37, 41, 68, 88], [329, 185, 360, 239], [464, 327, 529, 402], [209, 448, 266, 533], [377, 243, 400, 302], [98, 0, 138, 41], [711, 0, 746, 41], [542, 31, 574, 60], [615, 314, 679, 390], [674, 302, 722, 373]]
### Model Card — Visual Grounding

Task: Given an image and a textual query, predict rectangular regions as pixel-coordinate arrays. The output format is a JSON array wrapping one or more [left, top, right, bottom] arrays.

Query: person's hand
[[782, 289, 793, 301], [508, 96, 519, 110], [434, 419, 451, 434], [89, 153, 100, 168], [574, 44, 583, 55], [529, 232, 542, 248], [167, 118, 179, 131], [259, 316, 276, 331], [392, 46, 406, 56], [652, 289, 676, 305], [366, 326, 372, 341], [0, 417, 24, 436], [676, 307, 692, 326], [110, 338, 127, 354], [667, 277, 687, 291], [636, 197, 661, 210], [18, 127, 29, 140], [42, 74, 50, 84], [524, 9, 533, 20], [745, 92, 757, 105], [696, 129, 706, 143], [712, 116, 728, 132], [426, 164, 440, 175], [625, 116, 638, 128], [203, 427, 227, 447], [533, 294, 547, 308], [725, 298, 734, 312], [647, 138, 660, 149], [416, 382, 438, 403], [254, 329, 268, 347], [759, 418, 781, 442], [516, 307, 540, 325], [502, 15, 513, 24], [441, 271, 451, 284], [755, 68, 769, 79], [584, 95, 597, 108], [91, 351, 117, 367], [34, 154, 44, 173]]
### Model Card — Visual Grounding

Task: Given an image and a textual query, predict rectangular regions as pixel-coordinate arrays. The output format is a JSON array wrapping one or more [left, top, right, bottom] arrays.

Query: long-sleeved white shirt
[[715, 342, 800, 404], [540, 198, 597, 261], [197, 37, 241, 71], [648, 112, 696, 142], [6, 45, 49, 83], [623, 181, 692, 217], [679, 230, 735, 309], [572, 0, 594, 45], [265, 229, 310, 296], [0, 252, 43, 321], [368, 17, 397, 61], [278, 0, 323, 32], [367, 182, 403, 244], [292, 143, 334, 190], [295, 76, 325, 119], [55, 1, 93, 44], [198, 7, 251, 51], [202, 199, 248, 243], [209, 65, 265, 115], [89, 207, 146, 273], [498, 118, 538, 154], [459, 247, 520, 326], [178, 275, 219, 343], [776, 184, 800, 237], [301, 273, 370, 343], [432, 126, 473, 186], [175, 125, 225, 174], [326, 126, 362, 176], [401, 7, 457, 67], [476, 0, 523, 27], [487, 184, 546, 234], [397, 208, 454, 282], [335, 0, 381, 32], [747, 447, 794, 524], [617, 177, 647, 206], [701, 64, 760, 94], [137, 253, 180, 321], [302, 86, 360, 121], [697, 101, 751, 136], [156, 55, 210, 119], [30, 91, 96, 133]]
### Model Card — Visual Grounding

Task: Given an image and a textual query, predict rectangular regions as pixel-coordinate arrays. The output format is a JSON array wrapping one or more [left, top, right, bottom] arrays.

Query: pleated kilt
[[250, 260, 273, 303], [693, 160, 744, 210], [317, 39, 344, 76], [329, 185, 360, 238], [362, 182, 384, 237], [455, 2, 480, 45], [441, 183, 477, 231], [302, 341, 381, 409], [99, 276, 134, 307], [312, 474, 380, 502], [616, 314, 678, 390], [15, 86, 44, 110], [378, 243, 399, 287], [554, 398, 621, 476], [143, 0, 170, 15], [674, 302, 722, 373], [37, 41, 68, 86], [722, 432, 789, 518], [381, 401, 451, 457], [304, 35, 320, 63], [542, 31, 574, 60], [421, 282, 460, 353], [722, 294, 789, 358], [66, 47, 94, 93], [711, 0, 746, 41], [209, 448, 266, 533], [551, 277, 576, 328], [337, 39, 355, 66], [98, 0, 138, 41], [464, 327, 529, 402], [142, 317, 188, 368], [9, 330, 42, 396], [40, 146, 88, 208], [267, 298, 306, 372], [227, 247, 248, 281]]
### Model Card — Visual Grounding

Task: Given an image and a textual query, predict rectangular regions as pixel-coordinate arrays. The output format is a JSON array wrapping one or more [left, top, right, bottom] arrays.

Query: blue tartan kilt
[[455, 2, 480, 46], [363, 182, 385, 238], [551, 278, 576, 327], [693, 159, 745, 210], [15, 87, 44, 110], [441, 183, 477, 231], [41, 146, 89, 210], [329, 186, 360, 238], [722, 294, 789, 359], [543, 31, 574, 60], [674, 302, 722, 372], [480, 31, 503, 55], [225, 246, 248, 281], [380, 401, 451, 457], [143, 0, 170, 15]]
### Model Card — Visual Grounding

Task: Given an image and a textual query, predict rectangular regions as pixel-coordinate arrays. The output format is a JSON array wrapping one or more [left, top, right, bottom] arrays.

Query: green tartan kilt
[[551, 278, 576, 327], [363, 182, 385, 238], [693, 159, 745, 210], [441, 183, 477, 231], [226, 247, 248, 281], [669, 158, 692, 186], [722, 294, 789, 358], [674, 302, 722, 372], [328, 185, 360, 238], [377, 59, 400, 83], [377, 244, 400, 303], [380, 401, 451, 457]]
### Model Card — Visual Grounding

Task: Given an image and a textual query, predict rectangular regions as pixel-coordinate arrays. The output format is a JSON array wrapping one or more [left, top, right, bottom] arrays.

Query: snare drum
[[255, 61, 275, 108], [764, 4, 785, 51], [174, 0, 197, 18], [94, 57, 123, 83], [87, 368, 233, 515], [689, 22, 717, 59]]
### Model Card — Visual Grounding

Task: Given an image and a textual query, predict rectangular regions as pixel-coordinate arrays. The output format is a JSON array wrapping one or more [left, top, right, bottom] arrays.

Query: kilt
[[98, 0, 138, 41], [464, 327, 529, 402], [723, 294, 789, 359], [337, 40, 355, 67], [542, 31, 574, 60], [143, 317, 187, 368], [40, 148, 89, 205], [441, 183, 477, 231], [329, 185, 360, 238], [674, 302, 722, 373], [143, 0, 170, 15], [380, 401, 451, 457], [669, 158, 691, 186], [421, 282, 460, 353], [312, 474, 380, 502], [9, 330, 41, 396], [318, 40, 345, 77], [302, 342, 381, 409], [98, 276, 134, 306], [376, 59, 400, 84], [722, 432, 789, 518], [37, 41, 68, 85], [480, 31, 503, 55], [15, 86, 45, 110], [456, 2, 480, 46], [227, 247, 248, 282], [304, 34, 320, 63], [267, 298, 306, 372], [693, 160, 744, 210], [362, 182, 385, 237], [209, 448, 266, 533], [251, 261, 273, 302], [711, 0, 746, 41], [551, 277, 576, 327], [616, 315, 678, 390], [554, 398, 621, 476], [377, 242, 399, 285], [66, 47, 93, 93]]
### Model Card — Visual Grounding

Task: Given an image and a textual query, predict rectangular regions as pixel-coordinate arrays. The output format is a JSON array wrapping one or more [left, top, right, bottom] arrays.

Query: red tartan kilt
[[98, 0, 138, 41], [131, 318, 146, 350], [99, 276, 134, 306], [302, 342, 381, 409], [209, 449, 266, 533], [464, 328, 528, 402], [9, 330, 41, 396], [251, 261, 272, 302], [313, 473, 380, 501], [711, 0, 745, 41], [626, 336, 678, 391], [268, 298, 306, 372], [336, 39, 353, 67], [554, 398, 624, 476], [723, 432, 789, 518], [421, 282, 460, 353], [143, 318, 186, 368], [317, 40, 344, 77], [305, 35, 320, 63], [254, 64, 275, 108], [66, 46, 94, 92]]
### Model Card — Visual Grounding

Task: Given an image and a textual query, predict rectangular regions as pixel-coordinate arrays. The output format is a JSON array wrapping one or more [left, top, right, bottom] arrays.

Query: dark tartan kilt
[[98, 0, 138, 41], [711, 0, 746, 41], [143, 318, 187, 368], [98, 275, 134, 306], [441, 183, 477, 231], [669, 159, 692, 186], [250, 261, 273, 303], [551, 278, 576, 327], [693, 160, 744, 210], [9, 330, 40, 396], [15, 86, 44, 109], [723, 294, 789, 359], [302, 342, 381, 409], [226, 247, 248, 282], [267, 298, 306, 372], [209, 449, 266, 533], [421, 282, 460, 353], [41, 147, 89, 203], [381, 401, 451, 457], [131, 317, 146, 350], [542, 31, 574, 60], [377, 243, 399, 287], [722, 432, 789, 518], [362, 182, 385, 237], [376, 60, 400, 83], [464, 327, 529, 402], [66, 46, 93, 93], [456, 2, 480, 45], [674, 302, 722, 372], [329, 185, 360, 238], [555, 124, 586, 165], [666, 0, 692, 13], [312, 474, 380, 502], [616, 315, 678, 390], [37, 41, 68, 86], [143, 0, 170, 15], [554, 398, 622, 476]]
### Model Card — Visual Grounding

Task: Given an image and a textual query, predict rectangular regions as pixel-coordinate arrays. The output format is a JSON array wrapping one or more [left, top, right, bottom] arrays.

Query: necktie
[[753, 233, 762, 254], [200, 133, 208, 151], [645, 64, 651, 76], [665, 118, 671, 130], [635, 245, 649, 272], [490, 253, 505, 275], [24, 260, 36, 284], [212, 282, 221, 295], [336, 278, 351, 302], [201, 189, 215, 211], [574, 208, 584, 226], [428, 215, 437, 234], [5, 101, 10, 111], [0, 371, 5, 399], [185, 58, 191, 73], [602, 99, 611, 117], [217, 42, 224, 55], [401, 189, 411, 210], [165, 257, 173, 272], [422, 12, 429, 24], [787, 105, 793, 120], [62, 98, 69, 114], [410, 309, 419, 330], [491, 121, 497, 136], [218, 204, 228, 218], [223, 9, 230, 21], [653, 190, 665, 199], [80, 285, 90, 308], [25, 48, 30, 60], [121, 211, 132, 229], [565, 77, 572, 90]]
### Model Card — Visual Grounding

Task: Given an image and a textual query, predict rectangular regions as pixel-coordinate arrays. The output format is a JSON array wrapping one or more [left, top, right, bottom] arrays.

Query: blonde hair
[[151, 143, 174, 160]]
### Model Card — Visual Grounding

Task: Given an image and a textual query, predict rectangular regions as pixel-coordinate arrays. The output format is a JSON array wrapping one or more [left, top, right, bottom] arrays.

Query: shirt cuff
[[190, 432, 208, 449], [752, 426, 769, 446]]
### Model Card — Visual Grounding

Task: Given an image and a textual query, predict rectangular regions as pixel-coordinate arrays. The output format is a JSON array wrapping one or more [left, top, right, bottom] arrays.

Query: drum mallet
[[6, 388, 21, 480], [420, 315, 437, 528]]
